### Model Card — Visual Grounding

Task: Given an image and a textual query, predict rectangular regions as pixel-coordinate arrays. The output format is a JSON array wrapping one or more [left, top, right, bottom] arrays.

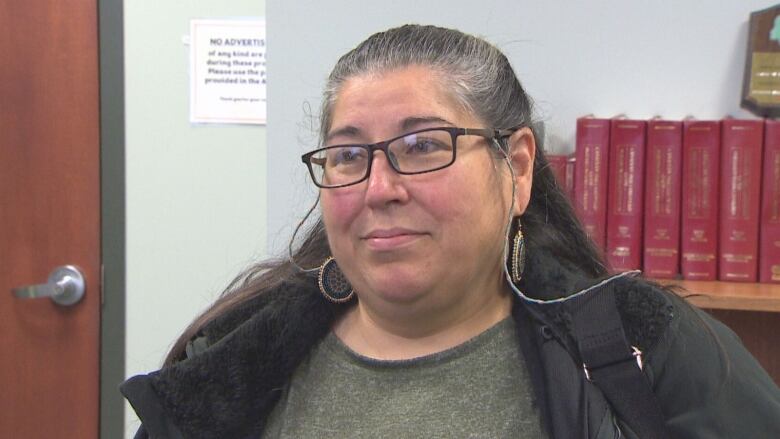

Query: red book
[[681, 120, 720, 280], [719, 119, 763, 282], [761, 120, 780, 283], [606, 117, 646, 271], [574, 116, 610, 250], [547, 154, 568, 191], [643, 119, 683, 279]]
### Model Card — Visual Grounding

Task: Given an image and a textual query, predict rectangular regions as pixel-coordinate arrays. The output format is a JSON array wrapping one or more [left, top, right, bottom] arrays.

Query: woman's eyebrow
[[400, 116, 454, 131], [325, 125, 361, 143], [325, 116, 455, 143]]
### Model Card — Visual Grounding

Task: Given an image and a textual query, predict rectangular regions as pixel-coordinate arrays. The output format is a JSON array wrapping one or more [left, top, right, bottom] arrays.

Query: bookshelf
[[659, 279, 780, 384], [661, 279, 780, 312]]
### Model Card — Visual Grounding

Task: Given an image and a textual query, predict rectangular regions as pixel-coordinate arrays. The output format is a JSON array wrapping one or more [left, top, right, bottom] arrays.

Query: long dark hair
[[163, 24, 607, 366]]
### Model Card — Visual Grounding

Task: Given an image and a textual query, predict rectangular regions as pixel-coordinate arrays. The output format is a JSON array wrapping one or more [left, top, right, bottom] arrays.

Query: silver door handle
[[12, 265, 86, 306]]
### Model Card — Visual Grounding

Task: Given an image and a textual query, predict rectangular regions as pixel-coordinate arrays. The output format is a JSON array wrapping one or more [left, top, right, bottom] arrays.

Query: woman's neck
[[332, 286, 513, 361]]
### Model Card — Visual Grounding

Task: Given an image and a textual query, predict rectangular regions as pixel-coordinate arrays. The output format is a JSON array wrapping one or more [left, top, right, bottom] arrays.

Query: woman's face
[[320, 66, 533, 314]]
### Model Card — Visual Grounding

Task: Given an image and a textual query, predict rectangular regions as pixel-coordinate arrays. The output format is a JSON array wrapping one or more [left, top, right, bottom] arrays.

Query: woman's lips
[[362, 228, 425, 250]]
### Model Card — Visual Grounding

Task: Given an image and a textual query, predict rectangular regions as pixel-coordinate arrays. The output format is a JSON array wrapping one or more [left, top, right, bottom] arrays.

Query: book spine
[[546, 154, 568, 192], [681, 120, 720, 280], [606, 119, 646, 271], [566, 154, 576, 200], [574, 118, 610, 250], [719, 119, 764, 282], [761, 120, 780, 283], [643, 120, 683, 279]]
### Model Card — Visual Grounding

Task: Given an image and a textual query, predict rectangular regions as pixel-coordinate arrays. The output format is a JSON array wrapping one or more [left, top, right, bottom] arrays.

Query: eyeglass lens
[[310, 129, 455, 187]]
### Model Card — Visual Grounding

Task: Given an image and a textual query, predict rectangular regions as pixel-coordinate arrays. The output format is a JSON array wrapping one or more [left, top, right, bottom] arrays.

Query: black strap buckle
[[583, 345, 643, 382]]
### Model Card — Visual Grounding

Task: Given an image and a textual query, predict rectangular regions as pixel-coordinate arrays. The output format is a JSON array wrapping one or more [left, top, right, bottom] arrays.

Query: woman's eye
[[339, 150, 357, 162], [330, 147, 366, 166], [407, 139, 443, 154]]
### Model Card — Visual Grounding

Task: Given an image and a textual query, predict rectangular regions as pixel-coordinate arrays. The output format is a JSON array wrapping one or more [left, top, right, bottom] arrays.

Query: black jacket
[[122, 248, 780, 438]]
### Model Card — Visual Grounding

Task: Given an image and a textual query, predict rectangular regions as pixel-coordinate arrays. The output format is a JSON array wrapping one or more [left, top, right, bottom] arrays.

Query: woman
[[122, 25, 780, 438]]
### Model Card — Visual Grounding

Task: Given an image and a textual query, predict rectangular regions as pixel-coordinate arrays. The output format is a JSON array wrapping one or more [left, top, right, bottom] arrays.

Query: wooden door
[[0, 1, 101, 438]]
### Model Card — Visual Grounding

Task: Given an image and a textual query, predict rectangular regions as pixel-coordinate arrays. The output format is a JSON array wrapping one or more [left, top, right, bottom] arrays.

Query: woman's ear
[[507, 127, 536, 216]]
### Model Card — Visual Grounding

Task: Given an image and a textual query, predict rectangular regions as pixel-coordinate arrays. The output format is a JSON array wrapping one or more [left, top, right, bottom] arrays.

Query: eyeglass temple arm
[[462, 127, 518, 154]]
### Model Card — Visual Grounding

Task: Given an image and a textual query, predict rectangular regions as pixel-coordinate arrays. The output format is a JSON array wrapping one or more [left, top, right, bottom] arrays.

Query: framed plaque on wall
[[742, 4, 780, 118]]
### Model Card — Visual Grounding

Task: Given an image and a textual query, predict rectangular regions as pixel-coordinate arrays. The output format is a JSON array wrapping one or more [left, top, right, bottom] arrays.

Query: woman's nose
[[364, 151, 409, 207]]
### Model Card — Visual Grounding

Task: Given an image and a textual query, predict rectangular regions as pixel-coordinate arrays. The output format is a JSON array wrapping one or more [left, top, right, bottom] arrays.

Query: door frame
[[99, 0, 126, 437]]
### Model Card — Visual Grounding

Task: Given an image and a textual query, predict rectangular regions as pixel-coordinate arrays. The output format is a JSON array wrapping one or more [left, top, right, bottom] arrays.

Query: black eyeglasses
[[301, 127, 518, 188]]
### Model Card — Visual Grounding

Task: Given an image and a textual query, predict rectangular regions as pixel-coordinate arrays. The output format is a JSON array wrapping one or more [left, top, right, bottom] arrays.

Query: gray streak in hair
[[319, 25, 535, 144]]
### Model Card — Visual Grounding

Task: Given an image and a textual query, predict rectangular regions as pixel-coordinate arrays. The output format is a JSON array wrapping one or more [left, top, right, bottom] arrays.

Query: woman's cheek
[[321, 190, 364, 232], [423, 193, 461, 222], [421, 177, 473, 219]]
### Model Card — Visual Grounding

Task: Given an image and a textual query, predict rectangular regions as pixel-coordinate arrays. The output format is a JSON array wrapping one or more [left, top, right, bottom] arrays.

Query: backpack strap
[[569, 284, 671, 439]]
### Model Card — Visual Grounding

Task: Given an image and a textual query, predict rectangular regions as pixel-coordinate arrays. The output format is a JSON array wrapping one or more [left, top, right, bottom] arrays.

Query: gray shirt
[[263, 317, 546, 438]]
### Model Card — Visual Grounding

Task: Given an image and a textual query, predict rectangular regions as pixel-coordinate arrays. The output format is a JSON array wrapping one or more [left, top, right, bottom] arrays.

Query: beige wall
[[124, 1, 266, 437]]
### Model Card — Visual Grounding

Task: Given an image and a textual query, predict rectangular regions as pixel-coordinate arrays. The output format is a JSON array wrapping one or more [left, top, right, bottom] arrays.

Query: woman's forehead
[[327, 67, 475, 140]]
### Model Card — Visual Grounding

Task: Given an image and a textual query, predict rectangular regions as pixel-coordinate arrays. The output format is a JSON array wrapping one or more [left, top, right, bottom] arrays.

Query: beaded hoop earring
[[318, 256, 354, 303], [511, 219, 526, 284]]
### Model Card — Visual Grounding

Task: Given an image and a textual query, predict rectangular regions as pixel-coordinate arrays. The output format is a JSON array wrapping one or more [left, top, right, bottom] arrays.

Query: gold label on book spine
[[651, 146, 674, 216], [612, 246, 630, 257], [615, 145, 637, 215], [772, 265, 780, 281], [582, 145, 602, 213], [723, 253, 754, 263], [682, 253, 715, 261], [616, 146, 625, 213], [583, 146, 591, 211], [729, 148, 740, 217], [686, 147, 712, 218], [653, 228, 670, 240], [727, 147, 753, 219], [664, 147, 673, 214], [651, 270, 674, 275], [702, 150, 712, 211], [730, 230, 747, 242], [593, 147, 601, 210], [772, 151, 780, 221], [653, 149, 663, 215], [646, 247, 677, 257], [691, 229, 709, 243]]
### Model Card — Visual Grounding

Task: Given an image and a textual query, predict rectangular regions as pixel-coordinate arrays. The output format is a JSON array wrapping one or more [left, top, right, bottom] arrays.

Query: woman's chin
[[356, 276, 431, 306]]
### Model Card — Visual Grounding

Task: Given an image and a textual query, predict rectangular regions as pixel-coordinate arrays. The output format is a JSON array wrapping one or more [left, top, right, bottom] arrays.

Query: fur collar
[[139, 248, 672, 438]]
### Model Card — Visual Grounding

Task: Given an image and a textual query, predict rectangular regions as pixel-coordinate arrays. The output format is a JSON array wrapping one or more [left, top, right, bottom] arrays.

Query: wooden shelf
[[657, 279, 780, 313]]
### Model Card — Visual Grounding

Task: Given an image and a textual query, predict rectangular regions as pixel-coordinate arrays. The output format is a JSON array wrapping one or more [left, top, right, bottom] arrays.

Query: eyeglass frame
[[300, 126, 520, 189]]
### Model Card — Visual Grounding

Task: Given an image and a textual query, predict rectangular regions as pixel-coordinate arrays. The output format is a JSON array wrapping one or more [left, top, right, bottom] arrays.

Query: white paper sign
[[190, 19, 266, 124]]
